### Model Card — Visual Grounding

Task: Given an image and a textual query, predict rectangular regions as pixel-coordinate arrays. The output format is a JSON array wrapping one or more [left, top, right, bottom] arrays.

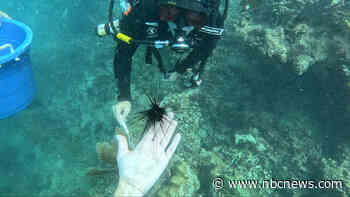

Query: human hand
[[114, 112, 181, 197], [112, 100, 131, 123]]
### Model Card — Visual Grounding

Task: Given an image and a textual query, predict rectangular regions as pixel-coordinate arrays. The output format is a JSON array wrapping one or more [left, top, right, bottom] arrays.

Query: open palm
[[115, 112, 181, 195]]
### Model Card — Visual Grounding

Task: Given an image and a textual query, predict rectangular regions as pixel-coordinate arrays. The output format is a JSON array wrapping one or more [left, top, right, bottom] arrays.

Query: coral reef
[[233, 0, 350, 81], [228, 0, 350, 142], [322, 144, 350, 196], [95, 141, 117, 165]]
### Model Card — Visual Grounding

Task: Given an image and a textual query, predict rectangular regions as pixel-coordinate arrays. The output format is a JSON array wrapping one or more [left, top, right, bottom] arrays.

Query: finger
[[158, 111, 174, 140], [141, 123, 157, 144], [153, 118, 169, 143], [154, 111, 174, 140], [115, 135, 129, 160], [139, 112, 174, 147], [153, 127, 162, 155], [165, 133, 181, 159], [160, 118, 177, 149], [137, 123, 156, 149]]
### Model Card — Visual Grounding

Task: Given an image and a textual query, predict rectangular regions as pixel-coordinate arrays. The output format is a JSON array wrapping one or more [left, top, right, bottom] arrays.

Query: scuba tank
[[96, 19, 119, 37]]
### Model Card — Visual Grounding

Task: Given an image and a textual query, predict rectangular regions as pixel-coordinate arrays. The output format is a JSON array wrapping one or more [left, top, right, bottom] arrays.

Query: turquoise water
[[1, 1, 116, 196], [1, 0, 349, 197]]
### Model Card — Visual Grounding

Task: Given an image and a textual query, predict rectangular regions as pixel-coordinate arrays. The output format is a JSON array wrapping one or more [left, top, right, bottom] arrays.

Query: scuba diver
[[99, 0, 228, 124]]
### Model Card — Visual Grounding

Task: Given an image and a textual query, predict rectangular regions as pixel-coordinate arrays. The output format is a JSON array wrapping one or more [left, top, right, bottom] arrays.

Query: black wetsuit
[[114, 1, 223, 101]]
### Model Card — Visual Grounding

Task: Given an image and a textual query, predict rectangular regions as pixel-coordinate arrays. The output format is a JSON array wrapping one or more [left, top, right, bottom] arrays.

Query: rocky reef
[[155, 157, 200, 197], [234, 0, 350, 74], [72, 1, 350, 197], [91, 86, 349, 197], [322, 144, 350, 196], [231, 0, 350, 117]]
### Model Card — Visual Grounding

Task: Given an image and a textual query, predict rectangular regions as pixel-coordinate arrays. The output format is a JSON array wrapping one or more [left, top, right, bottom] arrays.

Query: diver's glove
[[191, 73, 202, 87], [183, 69, 202, 88], [114, 101, 132, 122]]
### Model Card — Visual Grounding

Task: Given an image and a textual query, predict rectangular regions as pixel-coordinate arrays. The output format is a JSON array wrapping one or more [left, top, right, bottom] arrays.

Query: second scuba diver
[[109, 0, 228, 122]]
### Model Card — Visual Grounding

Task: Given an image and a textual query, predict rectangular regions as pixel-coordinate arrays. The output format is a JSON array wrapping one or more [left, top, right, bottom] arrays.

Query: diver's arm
[[114, 9, 144, 102]]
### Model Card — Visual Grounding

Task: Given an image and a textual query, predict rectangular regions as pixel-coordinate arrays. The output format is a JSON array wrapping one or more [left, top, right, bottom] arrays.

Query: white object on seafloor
[[119, 118, 135, 149], [112, 103, 135, 149]]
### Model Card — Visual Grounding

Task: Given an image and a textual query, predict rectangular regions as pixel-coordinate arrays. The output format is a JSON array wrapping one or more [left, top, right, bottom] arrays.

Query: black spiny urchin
[[127, 91, 170, 140], [140, 94, 167, 132], [128, 79, 186, 141]]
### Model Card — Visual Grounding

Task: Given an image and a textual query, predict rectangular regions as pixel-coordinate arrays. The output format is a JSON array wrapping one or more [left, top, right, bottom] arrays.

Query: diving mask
[[159, 4, 207, 29]]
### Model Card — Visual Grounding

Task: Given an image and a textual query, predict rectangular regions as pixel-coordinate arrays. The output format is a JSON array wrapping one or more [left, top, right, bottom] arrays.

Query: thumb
[[115, 135, 129, 159]]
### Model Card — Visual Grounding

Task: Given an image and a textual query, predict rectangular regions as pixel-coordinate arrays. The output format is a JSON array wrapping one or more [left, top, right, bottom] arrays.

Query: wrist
[[114, 179, 144, 197]]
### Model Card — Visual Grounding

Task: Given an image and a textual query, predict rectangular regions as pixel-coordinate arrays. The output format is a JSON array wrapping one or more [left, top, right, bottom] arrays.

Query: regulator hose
[[108, 0, 118, 36], [223, 0, 229, 21]]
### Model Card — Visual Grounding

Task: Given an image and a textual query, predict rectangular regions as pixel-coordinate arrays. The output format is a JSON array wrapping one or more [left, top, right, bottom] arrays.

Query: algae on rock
[[155, 159, 200, 197]]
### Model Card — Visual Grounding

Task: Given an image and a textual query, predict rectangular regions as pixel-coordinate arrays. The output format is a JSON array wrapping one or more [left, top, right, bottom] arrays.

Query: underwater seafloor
[[0, 0, 349, 197]]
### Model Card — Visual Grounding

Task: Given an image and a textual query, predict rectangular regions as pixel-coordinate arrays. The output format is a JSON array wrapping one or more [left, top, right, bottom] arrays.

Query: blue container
[[0, 18, 34, 119]]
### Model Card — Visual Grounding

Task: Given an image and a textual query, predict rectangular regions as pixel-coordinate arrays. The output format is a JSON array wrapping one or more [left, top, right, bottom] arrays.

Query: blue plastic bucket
[[0, 18, 34, 119]]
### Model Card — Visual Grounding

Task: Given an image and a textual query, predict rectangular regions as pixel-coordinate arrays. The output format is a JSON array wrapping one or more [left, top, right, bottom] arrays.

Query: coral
[[194, 128, 275, 197], [200, 109, 326, 197], [264, 27, 289, 63], [199, 149, 226, 178], [294, 54, 314, 75], [155, 159, 200, 197], [234, 128, 267, 152], [322, 144, 350, 196], [96, 141, 118, 165], [231, 0, 350, 93]]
